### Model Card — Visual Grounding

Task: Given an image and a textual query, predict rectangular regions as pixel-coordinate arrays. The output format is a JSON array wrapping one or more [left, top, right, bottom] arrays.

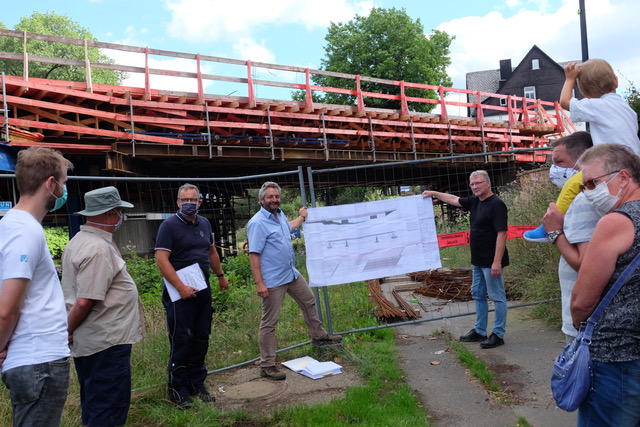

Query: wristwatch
[[547, 230, 564, 244]]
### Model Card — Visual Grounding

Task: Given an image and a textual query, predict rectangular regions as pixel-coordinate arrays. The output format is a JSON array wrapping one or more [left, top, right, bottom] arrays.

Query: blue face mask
[[49, 182, 68, 212], [180, 202, 198, 217]]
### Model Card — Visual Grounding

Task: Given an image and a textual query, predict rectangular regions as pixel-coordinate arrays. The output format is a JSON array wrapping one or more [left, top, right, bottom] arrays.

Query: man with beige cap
[[62, 186, 144, 427]]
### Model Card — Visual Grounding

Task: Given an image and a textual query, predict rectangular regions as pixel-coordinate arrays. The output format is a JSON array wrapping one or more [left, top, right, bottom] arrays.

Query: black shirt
[[459, 194, 509, 268]]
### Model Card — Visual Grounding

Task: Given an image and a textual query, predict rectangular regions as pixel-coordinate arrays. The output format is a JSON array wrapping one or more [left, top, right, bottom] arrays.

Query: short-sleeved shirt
[[155, 212, 214, 280], [557, 193, 601, 337], [458, 194, 509, 268], [62, 225, 145, 358], [570, 93, 640, 156], [247, 207, 299, 289], [0, 209, 70, 372]]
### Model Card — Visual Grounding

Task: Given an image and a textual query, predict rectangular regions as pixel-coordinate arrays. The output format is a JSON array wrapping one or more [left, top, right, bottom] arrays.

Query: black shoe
[[168, 390, 192, 409], [260, 365, 286, 381], [311, 335, 343, 346], [480, 333, 505, 349], [192, 388, 216, 403], [459, 329, 487, 342]]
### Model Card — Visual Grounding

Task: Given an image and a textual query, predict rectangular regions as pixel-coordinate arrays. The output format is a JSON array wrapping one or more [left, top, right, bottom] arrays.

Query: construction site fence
[[0, 146, 557, 371]]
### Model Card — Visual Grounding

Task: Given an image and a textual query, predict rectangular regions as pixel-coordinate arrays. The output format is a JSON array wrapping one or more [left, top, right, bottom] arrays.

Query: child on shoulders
[[524, 59, 640, 242]]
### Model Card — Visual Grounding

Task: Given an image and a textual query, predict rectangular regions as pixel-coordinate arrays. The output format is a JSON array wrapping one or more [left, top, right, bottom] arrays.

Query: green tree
[[625, 81, 640, 136], [297, 8, 453, 113], [0, 12, 124, 85]]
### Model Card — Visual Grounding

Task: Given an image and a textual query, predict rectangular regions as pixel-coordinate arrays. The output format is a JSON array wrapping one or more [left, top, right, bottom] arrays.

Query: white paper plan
[[163, 262, 208, 302], [304, 195, 441, 287]]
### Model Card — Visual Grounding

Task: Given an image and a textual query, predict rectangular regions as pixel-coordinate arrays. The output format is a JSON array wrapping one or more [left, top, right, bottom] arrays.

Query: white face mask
[[87, 210, 124, 231], [549, 164, 578, 188], [583, 174, 621, 216]]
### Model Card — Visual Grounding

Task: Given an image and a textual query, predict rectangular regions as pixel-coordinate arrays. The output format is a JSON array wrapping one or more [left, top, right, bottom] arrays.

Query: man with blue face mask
[[524, 131, 593, 242], [61, 186, 144, 426], [0, 147, 73, 427], [155, 183, 228, 408]]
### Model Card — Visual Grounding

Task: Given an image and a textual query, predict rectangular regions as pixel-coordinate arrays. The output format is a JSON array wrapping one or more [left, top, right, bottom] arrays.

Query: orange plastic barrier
[[437, 225, 537, 248]]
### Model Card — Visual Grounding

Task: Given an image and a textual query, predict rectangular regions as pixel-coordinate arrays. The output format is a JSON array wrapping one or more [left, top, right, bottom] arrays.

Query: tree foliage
[[624, 81, 640, 136], [299, 8, 453, 113], [0, 12, 124, 85]]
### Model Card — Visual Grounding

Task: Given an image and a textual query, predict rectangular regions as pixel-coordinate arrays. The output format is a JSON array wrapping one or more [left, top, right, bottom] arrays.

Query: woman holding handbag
[[571, 143, 640, 426]]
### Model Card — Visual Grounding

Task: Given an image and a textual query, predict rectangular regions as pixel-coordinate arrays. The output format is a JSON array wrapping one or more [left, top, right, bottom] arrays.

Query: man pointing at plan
[[423, 170, 509, 349]]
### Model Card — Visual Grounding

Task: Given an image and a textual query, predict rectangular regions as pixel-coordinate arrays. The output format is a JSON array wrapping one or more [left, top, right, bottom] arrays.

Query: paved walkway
[[396, 305, 577, 427]]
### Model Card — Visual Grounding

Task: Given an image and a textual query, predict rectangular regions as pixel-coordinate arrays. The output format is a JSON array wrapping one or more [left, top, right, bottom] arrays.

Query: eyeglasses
[[179, 198, 200, 203], [579, 170, 620, 191]]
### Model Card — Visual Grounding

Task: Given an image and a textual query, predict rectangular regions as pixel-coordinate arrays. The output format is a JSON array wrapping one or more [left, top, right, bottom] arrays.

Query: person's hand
[[541, 202, 565, 232], [491, 261, 502, 278], [68, 333, 74, 345], [564, 62, 579, 80], [218, 276, 229, 291], [422, 190, 435, 198], [298, 206, 308, 219], [257, 282, 269, 299], [178, 285, 199, 300]]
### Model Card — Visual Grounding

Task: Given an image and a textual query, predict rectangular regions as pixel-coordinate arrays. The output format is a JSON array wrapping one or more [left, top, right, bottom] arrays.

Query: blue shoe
[[523, 225, 548, 242]]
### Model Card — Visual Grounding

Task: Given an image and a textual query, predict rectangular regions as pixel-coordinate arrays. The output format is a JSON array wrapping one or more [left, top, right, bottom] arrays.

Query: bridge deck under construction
[[0, 28, 568, 176]]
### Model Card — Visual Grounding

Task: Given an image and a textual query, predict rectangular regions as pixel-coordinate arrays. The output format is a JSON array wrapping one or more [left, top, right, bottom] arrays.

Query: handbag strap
[[583, 251, 640, 338]]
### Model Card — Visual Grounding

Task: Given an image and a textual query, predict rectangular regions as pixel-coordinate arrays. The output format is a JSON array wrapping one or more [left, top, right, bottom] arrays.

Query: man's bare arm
[[0, 278, 29, 352]]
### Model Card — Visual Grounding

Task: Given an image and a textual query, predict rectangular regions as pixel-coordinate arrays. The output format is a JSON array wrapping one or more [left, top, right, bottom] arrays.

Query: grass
[[0, 254, 431, 426]]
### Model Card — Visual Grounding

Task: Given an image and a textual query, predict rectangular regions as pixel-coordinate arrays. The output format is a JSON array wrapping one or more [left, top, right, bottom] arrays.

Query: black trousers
[[162, 286, 213, 398]]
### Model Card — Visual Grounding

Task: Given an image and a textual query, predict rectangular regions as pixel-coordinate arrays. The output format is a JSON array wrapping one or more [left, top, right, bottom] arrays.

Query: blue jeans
[[471, 265, 507, 338], [1, 357, 70, 427], [578, 359, 640, 426]]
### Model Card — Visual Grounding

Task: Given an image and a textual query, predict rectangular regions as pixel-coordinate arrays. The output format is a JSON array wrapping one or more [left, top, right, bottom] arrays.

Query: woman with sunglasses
[[570, 143, 640, 426]]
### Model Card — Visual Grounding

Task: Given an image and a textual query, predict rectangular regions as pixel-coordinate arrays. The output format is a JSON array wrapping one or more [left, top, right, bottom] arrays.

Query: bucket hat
[[75, 186, 133, 216]]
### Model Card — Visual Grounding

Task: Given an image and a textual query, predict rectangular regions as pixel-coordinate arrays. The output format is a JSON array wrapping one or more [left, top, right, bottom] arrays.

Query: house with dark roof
[[465, 45, 582, 121]]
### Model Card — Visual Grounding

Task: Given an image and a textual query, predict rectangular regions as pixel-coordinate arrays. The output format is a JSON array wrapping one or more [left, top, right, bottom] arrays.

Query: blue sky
[[3, 0, 639, 105]]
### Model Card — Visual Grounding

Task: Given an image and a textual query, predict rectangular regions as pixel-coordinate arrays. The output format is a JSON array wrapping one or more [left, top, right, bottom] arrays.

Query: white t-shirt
[[0, 209, 70, 372], [557, 193, 602, 337], [570, 93, 640, 156]]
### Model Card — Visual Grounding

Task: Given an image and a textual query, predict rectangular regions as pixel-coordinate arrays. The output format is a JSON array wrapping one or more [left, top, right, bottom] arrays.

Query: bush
[[44, 227, 69, 259], [125, 253, 163, 302]]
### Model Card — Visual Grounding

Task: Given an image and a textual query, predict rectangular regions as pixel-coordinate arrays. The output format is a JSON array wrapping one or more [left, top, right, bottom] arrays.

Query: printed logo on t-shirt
[[20, 255, 28, 262]]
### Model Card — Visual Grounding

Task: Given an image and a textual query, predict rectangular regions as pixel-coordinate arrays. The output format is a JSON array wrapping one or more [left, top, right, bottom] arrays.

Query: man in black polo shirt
[[423, 170, 509, 349], [155, 183, 228, 408]]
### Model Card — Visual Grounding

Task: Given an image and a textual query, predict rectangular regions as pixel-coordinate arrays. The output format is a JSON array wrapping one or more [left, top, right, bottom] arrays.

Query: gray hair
[[577, 144, 640, 183], [469, 170, 490, 183], [258, 181, 281, 203], [177, 183, 200, 200]]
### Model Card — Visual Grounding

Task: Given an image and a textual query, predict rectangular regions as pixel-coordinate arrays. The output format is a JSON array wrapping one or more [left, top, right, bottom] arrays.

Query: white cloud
[[437, 0, 640, 92], [163, 0, 372, 43], [232, 38, 275, 63]]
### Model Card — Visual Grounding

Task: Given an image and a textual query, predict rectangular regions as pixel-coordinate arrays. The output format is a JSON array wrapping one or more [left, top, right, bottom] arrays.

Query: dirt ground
[[205, 358, 365, 417]]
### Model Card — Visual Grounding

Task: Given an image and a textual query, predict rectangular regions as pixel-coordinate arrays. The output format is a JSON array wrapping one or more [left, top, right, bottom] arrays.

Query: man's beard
[[45, 193, 56, 211], [262, 201, 280, 214]]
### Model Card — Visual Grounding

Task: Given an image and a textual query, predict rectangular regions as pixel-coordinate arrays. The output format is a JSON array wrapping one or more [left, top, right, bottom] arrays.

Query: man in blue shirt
[[248, 181, 341, 380]]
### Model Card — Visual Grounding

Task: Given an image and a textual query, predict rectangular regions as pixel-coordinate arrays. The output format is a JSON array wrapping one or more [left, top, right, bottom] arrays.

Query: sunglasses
[[578, 170, 620, 192]]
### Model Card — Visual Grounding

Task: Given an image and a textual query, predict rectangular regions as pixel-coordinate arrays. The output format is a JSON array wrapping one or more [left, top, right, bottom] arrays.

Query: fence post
[[1, 72, 9, 143], [83, 39, 93, 93], [22, 31, 28, 81]]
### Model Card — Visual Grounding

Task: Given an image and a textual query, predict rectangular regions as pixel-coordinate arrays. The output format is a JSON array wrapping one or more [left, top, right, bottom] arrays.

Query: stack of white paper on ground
[[282, 356, 342, 380]]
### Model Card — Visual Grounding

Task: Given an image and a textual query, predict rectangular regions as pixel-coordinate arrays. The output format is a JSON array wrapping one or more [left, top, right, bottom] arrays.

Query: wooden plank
[[8, 118, 183, 144]]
